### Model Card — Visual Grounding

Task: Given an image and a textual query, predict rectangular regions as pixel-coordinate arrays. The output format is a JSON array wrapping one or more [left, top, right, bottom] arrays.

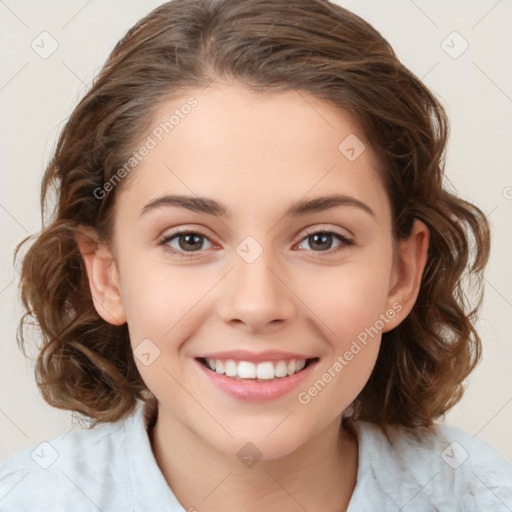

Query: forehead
[[116, 83, 390, 223]]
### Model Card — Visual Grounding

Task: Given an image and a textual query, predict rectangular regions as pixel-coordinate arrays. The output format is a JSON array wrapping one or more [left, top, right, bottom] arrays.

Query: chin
[[209, 425, 311, 463]]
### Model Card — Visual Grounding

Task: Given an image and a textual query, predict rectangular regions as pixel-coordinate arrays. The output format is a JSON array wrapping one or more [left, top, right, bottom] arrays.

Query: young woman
[[1, 0, 511, 510]]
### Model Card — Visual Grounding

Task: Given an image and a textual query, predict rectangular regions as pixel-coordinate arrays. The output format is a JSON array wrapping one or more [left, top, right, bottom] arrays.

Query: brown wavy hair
[[14, 0, 490, 432]]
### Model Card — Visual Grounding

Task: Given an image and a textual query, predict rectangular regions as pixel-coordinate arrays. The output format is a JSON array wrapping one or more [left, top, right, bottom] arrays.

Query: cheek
[[292, 247, 393, 408], [118, 254, 221, 378], [300, 250, 393, 341], [303, 254, 393, 410], [121, 266, 205, 398]]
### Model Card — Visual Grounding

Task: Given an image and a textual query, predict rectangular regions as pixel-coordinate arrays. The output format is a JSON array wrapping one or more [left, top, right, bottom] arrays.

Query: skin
[[77, 82, 429, 511]]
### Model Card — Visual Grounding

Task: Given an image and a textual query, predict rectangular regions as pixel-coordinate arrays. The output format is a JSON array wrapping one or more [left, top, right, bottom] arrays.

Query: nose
[[217, 245, 296, 334]]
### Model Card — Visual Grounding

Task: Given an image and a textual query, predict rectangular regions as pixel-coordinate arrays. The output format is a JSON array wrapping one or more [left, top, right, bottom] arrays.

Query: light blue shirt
[[1, 400, 511, 511]]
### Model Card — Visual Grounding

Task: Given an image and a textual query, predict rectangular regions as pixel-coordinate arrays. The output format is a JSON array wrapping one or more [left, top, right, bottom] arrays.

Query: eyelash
[[157, 228, 354, 259]]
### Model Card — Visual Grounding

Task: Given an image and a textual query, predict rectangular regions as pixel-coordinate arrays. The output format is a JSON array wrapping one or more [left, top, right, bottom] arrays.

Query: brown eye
[[159, 230, 213, 257], [297, 229, 353, 254]]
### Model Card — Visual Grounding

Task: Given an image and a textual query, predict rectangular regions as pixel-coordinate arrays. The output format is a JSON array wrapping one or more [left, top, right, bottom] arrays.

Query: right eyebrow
[[140, 194, 228, 218]]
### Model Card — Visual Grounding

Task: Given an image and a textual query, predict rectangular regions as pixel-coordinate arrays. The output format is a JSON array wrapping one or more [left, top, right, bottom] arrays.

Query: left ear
[[383, 220, 430, 332]]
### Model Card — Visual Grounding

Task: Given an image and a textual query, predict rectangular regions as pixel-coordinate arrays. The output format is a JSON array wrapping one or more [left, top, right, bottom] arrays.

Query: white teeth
[[256, 362, 275, 380], [274, 360, 288, 378], [224, 359, 238, 377], [204, 358, 309, 380], [215, 360, 225, 374], [237, 361, 256, 379]]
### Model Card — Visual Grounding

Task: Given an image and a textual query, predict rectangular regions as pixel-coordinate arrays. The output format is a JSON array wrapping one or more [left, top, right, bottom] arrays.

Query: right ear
[[75, 226, 127, 326]]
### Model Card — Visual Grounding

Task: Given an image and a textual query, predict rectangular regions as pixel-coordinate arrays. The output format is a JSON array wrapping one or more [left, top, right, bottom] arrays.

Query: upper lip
[[195, 349, 317, 363]]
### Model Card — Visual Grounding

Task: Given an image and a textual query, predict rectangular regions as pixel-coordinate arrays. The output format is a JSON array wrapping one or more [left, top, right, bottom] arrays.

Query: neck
[[149, 406, 359, 512]]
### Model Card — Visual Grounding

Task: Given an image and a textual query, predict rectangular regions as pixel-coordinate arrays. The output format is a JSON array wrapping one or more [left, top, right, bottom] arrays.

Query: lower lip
[[195, 359, 318, 401]]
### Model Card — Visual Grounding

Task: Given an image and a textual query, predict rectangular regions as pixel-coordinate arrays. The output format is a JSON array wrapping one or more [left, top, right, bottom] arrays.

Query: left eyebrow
[[285, 193, 375, 218], [139, 193, 376, 219]]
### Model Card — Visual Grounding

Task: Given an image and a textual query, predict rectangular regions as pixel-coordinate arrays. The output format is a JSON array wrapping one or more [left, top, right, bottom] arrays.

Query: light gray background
[[1, 0, 511, 463]]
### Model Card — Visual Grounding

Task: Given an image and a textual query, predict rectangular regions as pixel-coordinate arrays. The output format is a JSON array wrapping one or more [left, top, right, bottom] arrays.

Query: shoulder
[[0, 409, 133, 511], [350, 420, 512, 511]]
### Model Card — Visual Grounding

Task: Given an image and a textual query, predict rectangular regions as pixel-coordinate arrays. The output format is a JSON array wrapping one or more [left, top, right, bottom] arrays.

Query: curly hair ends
[[15, 220, 149, 423], [14, 0, 490, 430]]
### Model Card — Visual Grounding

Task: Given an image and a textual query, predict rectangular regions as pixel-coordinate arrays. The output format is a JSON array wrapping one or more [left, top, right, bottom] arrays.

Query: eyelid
[[158, 224, 353, 244], [301, 224, 352, 241], [157, 224, 215, 242], [157, 226, 216, 248], [157, 223, 354, 258], [297, 227, 354, 254]]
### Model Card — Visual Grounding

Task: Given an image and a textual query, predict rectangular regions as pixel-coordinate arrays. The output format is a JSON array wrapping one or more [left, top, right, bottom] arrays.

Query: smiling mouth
[[196, 356, 319, 382]]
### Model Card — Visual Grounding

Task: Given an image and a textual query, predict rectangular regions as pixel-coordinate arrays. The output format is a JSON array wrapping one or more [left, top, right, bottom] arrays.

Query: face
[[82, 82, 427, 460]]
